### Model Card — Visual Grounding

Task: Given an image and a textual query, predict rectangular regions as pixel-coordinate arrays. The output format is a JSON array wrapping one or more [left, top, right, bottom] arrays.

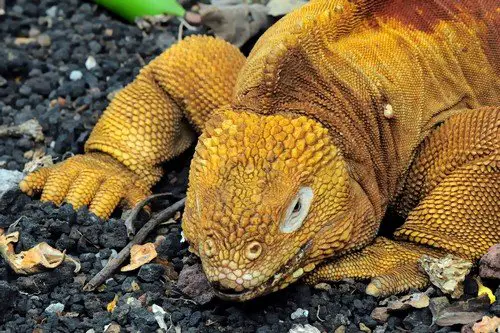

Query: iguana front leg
[[20, 36, 245, 218], [305, 107, 500, 296], [305, 237, 445, 296]]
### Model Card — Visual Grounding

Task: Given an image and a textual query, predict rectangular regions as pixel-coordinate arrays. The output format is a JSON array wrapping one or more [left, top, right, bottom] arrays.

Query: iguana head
[[182, 110, 355, 301]]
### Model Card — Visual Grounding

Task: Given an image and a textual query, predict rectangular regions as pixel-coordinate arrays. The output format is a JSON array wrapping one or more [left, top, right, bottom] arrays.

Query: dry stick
[[124, 192, 172, 238], [0, 120, 44, 141], [83, 197, 186, 292], [0, 125, 22, 138]]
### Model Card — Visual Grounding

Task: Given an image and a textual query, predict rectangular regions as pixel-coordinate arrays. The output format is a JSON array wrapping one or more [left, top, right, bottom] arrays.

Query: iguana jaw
[[210, 239, 314, 301]]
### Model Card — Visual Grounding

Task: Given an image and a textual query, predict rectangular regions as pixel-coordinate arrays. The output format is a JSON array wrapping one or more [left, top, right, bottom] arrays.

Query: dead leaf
[[0, 229, 80, 274], [472, 316, 500, 333], [386, 291, 431, 311], [104, 323, 121, 333], [107, 294, 119, 312], [371, 290, 432, 323], [419, 254, 472, 298], [14, 37, 36, 45], [23, 151, 53, 174], [476, 277, 496, 304], [199, 3, 270, 47], [266, 0, 307, 16], [289, 324, 322, 333], [10, 243, 80, 274], [152, 304, 169, 331], [121, 243, 157, 272], [17, 119, 44, 142], [371, 307, 390, 323]]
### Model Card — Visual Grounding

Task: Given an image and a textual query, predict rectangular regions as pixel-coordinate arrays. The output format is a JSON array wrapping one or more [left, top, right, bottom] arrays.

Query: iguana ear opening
[[279, 186, 313, 233]]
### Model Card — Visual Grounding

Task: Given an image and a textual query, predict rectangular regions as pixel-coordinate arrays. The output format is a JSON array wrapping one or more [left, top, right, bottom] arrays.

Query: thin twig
[[76, 229, 100, 250], [316, 305, 325, 322], [7, 216, 25, 234], [124, 192, 172, 238], [177, 18, 197, 41], [0, 120, 44, 142], [178, 20, 185, 41], [165, 297, 198, 305], [166, 312, 173, 332], [135, 53, 146, 67], [83, 198, 186, 291]]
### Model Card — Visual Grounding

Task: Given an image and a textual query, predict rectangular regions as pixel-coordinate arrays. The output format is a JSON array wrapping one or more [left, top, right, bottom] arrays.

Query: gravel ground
[[0, 1, 499, 332]]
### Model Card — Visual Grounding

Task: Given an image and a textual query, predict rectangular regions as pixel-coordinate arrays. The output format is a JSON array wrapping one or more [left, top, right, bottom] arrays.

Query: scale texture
[[20, 0, 499, 299]]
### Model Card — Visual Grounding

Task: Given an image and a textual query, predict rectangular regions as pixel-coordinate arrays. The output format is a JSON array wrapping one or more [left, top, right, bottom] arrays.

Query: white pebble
[[126, 296, 142, 309], [45, 302, 64, 314], [37, 34, 51, 47], [69, 70, 83, 81], [45, 6, 58, 18], [289, 324, 321, 333], [152, 304, 168, 330], [290, 308, 309, 320], [85, 56, 97, 70]]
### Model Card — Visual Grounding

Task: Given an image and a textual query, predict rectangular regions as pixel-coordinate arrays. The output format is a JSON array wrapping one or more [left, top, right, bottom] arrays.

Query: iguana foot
[[304, 237, 445, 297], [20, 152, 152, 219]]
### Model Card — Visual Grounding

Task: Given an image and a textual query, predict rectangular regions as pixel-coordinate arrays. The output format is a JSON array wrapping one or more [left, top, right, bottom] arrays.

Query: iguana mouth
[[211, 240, 313, 301]]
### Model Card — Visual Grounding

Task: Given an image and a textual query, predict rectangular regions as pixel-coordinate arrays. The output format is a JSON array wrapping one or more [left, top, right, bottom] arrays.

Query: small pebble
[[85, 56, 97, 70], [45, 6, 58, 17], [138, 264, 165, 282], [37, 34, 51, 47], [45, 303, 65, 314], [28, 27, 41, 37], [290, 308, 309, 320], [69, 70, 83, 81], [289, 324, 321, 333]]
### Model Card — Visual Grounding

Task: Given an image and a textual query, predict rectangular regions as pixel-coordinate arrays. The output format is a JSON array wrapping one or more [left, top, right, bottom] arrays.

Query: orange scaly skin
[[20, 0, 499, 300]]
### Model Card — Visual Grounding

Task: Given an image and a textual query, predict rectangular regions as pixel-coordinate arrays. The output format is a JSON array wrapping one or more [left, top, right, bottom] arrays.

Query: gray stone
[[0, 169, 23, 201]]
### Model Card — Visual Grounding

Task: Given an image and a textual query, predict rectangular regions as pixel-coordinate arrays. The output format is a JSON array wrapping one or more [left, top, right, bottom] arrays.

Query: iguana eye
[[292, 201, 301, 214], [279, 187, 313, 233]]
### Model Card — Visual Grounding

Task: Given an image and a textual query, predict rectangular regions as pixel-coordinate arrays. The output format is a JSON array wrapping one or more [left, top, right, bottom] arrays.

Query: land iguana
[[20, 0, 499, 301]]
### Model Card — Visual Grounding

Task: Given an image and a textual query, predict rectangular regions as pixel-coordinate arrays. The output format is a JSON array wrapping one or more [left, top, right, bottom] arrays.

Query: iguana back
[[234, 0, 499, 217]]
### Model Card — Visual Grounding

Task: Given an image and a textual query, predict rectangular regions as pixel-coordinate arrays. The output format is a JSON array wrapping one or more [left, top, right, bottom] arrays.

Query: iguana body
[[20, 0, 499, 300]]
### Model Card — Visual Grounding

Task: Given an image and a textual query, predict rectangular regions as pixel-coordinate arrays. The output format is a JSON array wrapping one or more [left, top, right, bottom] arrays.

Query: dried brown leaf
[[472, 316, 500, 333], [121, 243, 157, 272], [419, 254, 473, 298], [107, 294, 119, 313], [0, 229, 80, 274]]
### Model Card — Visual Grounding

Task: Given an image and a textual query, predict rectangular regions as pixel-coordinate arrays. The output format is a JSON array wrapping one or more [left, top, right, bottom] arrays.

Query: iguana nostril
[[245, 241, 262, 260], [204, 237, 216, 257]]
